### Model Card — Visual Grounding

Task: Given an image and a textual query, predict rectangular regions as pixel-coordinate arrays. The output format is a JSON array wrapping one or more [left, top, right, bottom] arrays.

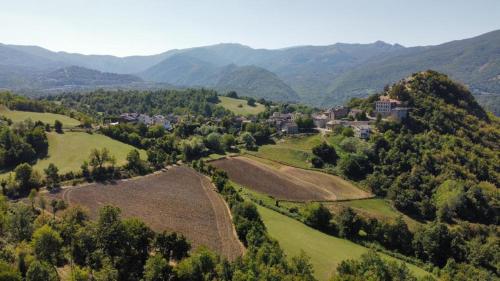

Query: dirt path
[[199, 176, 245, 260]]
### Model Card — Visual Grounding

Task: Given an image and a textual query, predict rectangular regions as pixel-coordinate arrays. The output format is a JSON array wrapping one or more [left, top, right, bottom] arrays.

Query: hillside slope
[[353, 71, 498, 224]]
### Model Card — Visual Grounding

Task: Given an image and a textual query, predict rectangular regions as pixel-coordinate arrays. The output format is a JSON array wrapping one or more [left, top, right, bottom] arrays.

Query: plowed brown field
[[211, 156, 372, 201], [49, 166, 243, 260]]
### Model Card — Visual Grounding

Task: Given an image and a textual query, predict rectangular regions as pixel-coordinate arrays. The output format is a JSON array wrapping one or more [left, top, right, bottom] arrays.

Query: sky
[[1, 0, 499, 57]]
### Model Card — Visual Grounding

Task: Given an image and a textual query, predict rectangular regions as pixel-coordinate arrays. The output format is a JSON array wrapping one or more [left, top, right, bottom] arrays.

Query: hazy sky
[[1, 0, 499, 57]]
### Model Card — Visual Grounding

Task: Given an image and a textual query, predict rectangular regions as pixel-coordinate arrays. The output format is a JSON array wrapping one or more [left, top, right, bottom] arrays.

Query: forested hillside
[[347, 71, 499, 225], [2, 30, 499, 111]]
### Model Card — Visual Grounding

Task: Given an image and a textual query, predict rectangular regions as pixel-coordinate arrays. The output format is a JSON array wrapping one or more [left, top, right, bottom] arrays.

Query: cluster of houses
[[108, 96, 408, 141], [267, 112, 300, 134], [267, 95, 409, 140], [114, 113, 177, 130], [312, 106, 374, 139]]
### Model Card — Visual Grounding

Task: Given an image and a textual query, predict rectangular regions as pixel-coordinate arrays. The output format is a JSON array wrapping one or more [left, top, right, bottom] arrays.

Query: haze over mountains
[[0, 29, 499, 112]]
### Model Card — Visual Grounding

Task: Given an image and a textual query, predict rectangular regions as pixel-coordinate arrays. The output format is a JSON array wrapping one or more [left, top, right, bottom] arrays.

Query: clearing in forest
[[0, 108, 81, 128], [1, 132, 146, 178], [218, 96, 265, 116], [48, 166, 244, 260], [210, 156, 371, 201]]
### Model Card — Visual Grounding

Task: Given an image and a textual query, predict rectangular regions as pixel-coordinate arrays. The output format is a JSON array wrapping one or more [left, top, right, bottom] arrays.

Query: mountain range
[[0, 29, 499, 113]]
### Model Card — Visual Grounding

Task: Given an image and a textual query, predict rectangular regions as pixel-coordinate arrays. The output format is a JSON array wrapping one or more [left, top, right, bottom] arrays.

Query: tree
[[28, 189, 37, 210], [0, 261, 21, 281], [93, 258, 118, 281], [25, 261, 58, 281], [295, 116, 315, 131], [175, 247, 219, 281], [43, 163, 60, 191], [337, 207, 362, 238], [180, 137, 205, 161], [240, 132, 256, 150], [290, 251, 315, 281], [70, 266, 90, 281], [302, 202, 332, 230], [89, 148, 114, 171], [311, 156, 324, 168], [7, 204, 35, 242], [221, 134, 236, 150], [89, 148, 115, 179], [333, 251, 418, 281], [312, 142, 338, 164], [247, 97, 256, 106], [338, 153, 371, 180], [96, 206, 126, 258], [35, 198, 46, 219], [412, 222, 452, 266], [342, 127, 354, 137], [32, 225, 62, 264], [14, 163, 38, 194], [143, 255, 172, 281], [80, 161, 90, 179], [205, 132, 222, 152], [54, 120, 63, 133], [154, 231, 191, 261], [126, 149, 146, 174], [120, 218, 154, 279], [226, 91, 238, 98]]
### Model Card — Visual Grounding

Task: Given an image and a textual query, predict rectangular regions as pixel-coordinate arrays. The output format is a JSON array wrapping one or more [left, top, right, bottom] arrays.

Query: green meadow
[[257, 205, 430, 281], [1, 132, 146, 177], [0, 108, 81, 128], [218, 96, 265, 116]]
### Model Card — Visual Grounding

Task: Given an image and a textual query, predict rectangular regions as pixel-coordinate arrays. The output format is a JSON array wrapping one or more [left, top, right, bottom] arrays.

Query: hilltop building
[[374, 96, 409, 121]]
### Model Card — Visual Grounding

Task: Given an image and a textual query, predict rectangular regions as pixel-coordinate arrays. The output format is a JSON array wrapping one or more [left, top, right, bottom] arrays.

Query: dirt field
[[211, 156, 372, 201], [49, 166, 243, 260]]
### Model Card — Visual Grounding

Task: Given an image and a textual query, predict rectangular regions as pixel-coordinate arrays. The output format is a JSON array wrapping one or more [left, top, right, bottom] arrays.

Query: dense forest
[[45, 89, 231, 120]]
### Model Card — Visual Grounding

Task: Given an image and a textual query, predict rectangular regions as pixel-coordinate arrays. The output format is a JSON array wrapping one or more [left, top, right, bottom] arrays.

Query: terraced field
[[48, 166, 244, 260], [211, 156, 371, 201]]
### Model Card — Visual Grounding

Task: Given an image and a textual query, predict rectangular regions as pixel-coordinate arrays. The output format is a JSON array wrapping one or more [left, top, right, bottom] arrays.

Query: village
[[267, 95, 409, 139], [109, 95, 408, 141]]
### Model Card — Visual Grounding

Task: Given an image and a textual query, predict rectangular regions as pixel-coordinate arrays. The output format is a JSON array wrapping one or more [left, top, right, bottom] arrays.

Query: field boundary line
[[198, 172, 245, 260]]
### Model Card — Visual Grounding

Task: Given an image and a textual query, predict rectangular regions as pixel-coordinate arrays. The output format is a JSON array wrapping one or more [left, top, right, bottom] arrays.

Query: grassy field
[[247, 133, 353, 169], [1, 132, 146, 177], [218, 96, 265, 116], [0, 108, 81, 128], [325, 199, 421, 231], [257, 205, 430, 281], [248, 134, 325, 168]]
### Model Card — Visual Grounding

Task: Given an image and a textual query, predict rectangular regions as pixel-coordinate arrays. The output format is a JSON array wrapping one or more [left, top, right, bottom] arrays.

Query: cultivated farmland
[[49, 166, 244, 260], [211, 156, 371, 201]]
